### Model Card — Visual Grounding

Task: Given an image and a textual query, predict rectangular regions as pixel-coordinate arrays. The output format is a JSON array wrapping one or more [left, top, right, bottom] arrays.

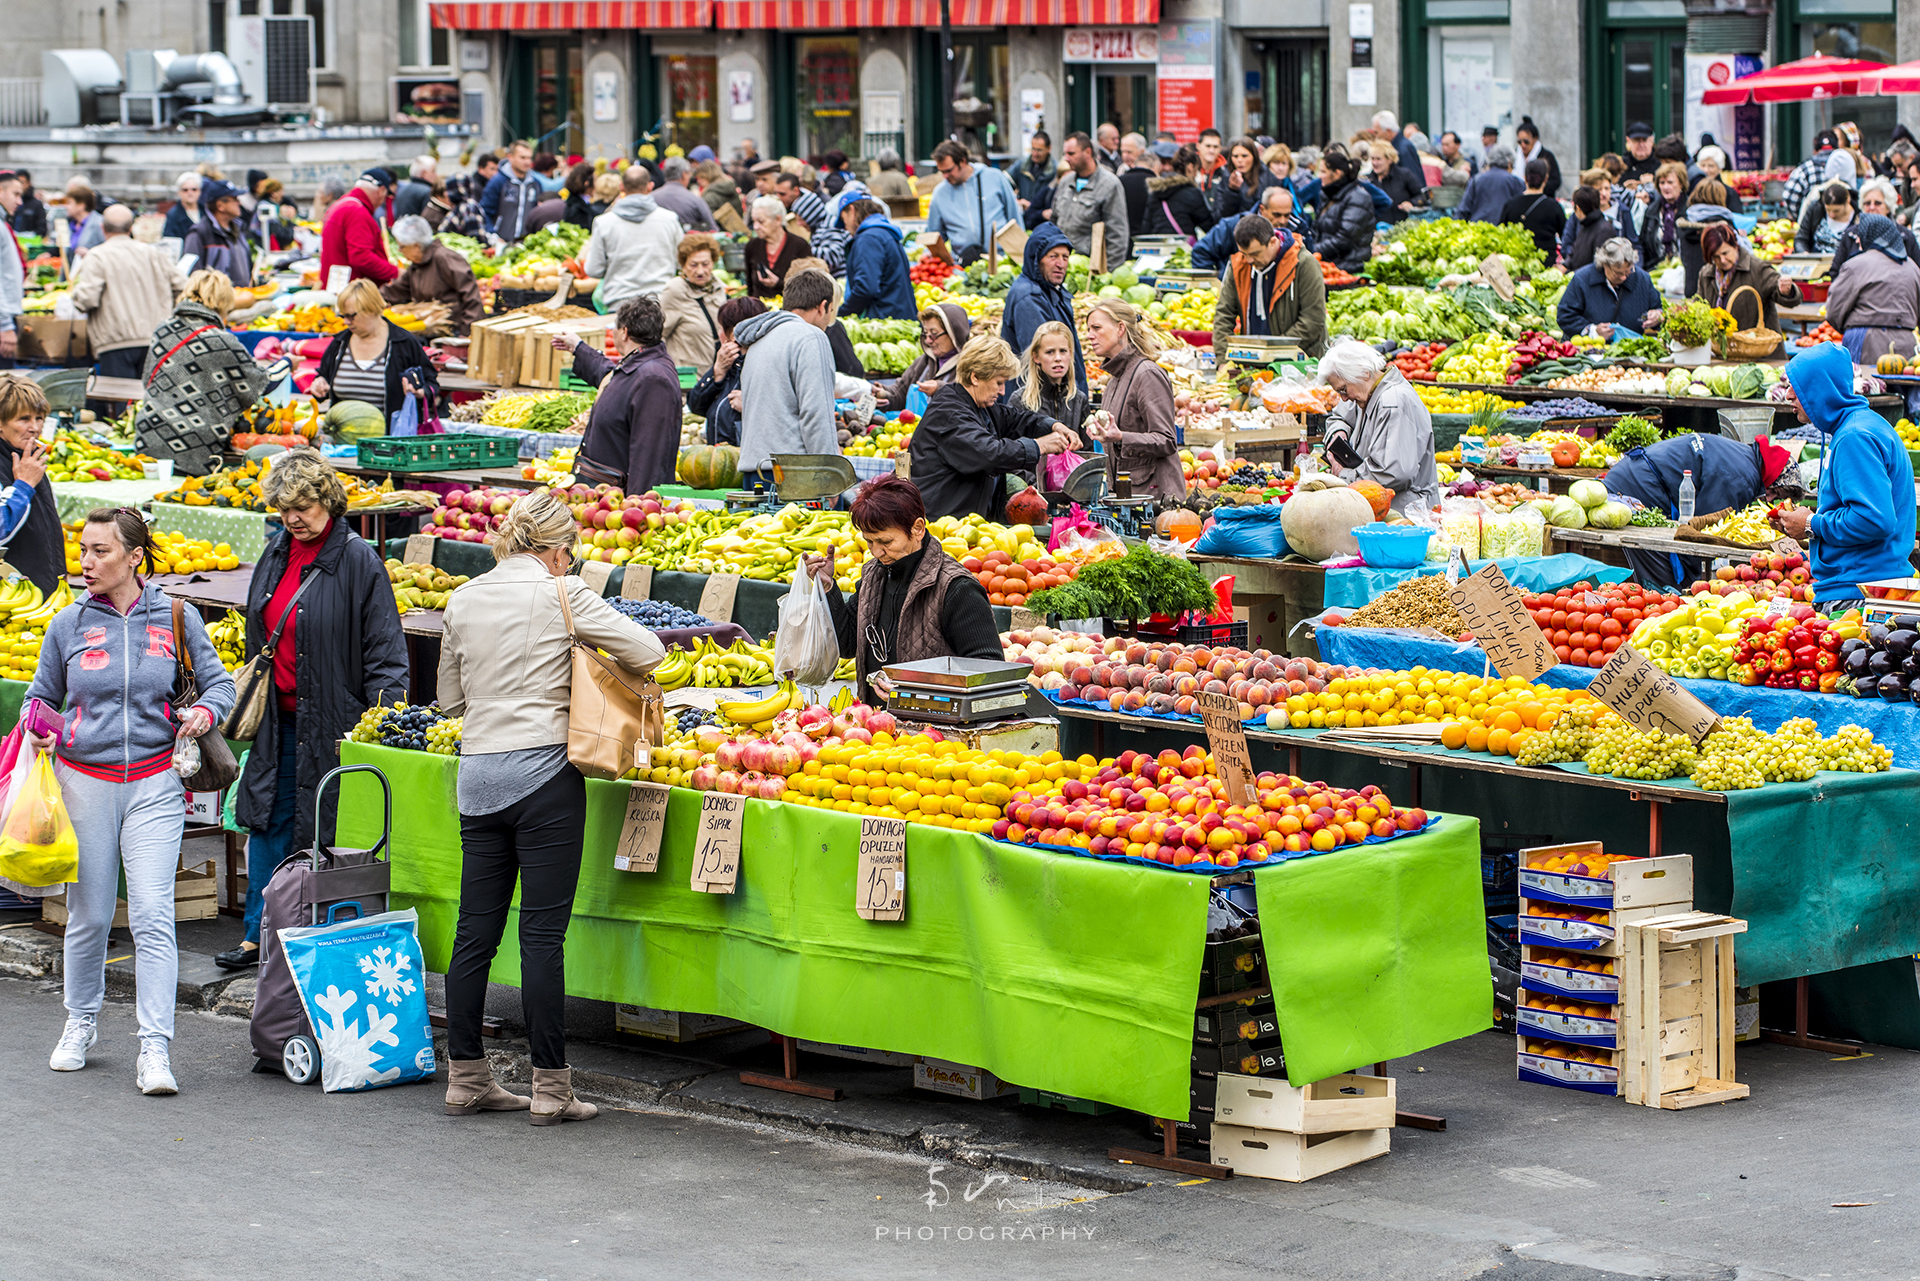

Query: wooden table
[[1189, 555, 1326, 659], [85, 375, 145, 403], [1773, 302, 1825, 336]]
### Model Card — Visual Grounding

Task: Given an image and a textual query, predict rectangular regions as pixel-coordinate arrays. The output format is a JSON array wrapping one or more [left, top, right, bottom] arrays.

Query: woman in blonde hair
[[222, 449, 408, 978], [135, 269, 278, 475], [907, 334, 1077, 521], [436, 488, 665, 1125], [309, 276, 440, 422], [1014, 321, 1090, 443], [1081, 299, 1185, 500]]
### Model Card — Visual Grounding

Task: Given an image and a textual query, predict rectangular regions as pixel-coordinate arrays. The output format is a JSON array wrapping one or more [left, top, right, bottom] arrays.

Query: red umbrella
[[1861, 60, 1920, 96], [1698, 55, 1887, 105]]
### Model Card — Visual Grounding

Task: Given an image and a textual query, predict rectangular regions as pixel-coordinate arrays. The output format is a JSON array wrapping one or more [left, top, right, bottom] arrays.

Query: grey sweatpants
[[56, 762, 187, 1043]]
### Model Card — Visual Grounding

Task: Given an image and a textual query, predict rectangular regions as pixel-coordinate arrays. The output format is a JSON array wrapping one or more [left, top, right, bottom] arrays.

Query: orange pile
[[960, 548, 1077, 607], [1526, 847, 1636, 877], [1528, 948, 1615, 975], [1435, 689, 1597, 757], [1523, 997, 1614, 1020]]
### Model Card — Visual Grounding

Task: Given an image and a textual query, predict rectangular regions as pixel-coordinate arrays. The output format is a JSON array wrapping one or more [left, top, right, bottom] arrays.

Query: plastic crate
[[1178, 619, 1248, 648], [356, 433, 524, 473], [1017, 1087, 1117, 1115], [1481, 848, 1520, 889]]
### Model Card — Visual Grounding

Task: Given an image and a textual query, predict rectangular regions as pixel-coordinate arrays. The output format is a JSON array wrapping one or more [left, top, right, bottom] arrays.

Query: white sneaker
[[49, 1017, 97, 1071], [137, 1040, 178, 1095]]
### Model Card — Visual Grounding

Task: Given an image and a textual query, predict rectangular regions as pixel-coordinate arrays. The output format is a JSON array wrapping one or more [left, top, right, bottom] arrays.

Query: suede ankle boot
[[530, 1066, 598, 1126], [445, 1058, 531, 1114]]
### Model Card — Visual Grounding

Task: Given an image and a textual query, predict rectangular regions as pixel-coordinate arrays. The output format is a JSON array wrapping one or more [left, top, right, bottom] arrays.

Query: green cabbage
[[1589, 501, 1633, 529], [1568, 478, 1609, 509], [1547, 496, 1588, 528]]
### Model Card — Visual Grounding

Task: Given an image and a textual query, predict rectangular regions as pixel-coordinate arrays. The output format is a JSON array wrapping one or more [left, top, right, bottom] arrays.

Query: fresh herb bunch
[[1613, 334, 1668, 361], [1605, 415, 1660, 452], [1660, 298, 1721, 349], [1026, 545, 1215, 621]]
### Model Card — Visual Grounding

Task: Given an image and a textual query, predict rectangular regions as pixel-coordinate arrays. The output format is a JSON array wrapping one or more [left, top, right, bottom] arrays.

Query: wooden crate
[[1214, 1071, 1396, 1135], [467, 313, 608, 388], [1208, 1124, 1390, 1182], [41, 867, 219, 926], [1617, 911, 1750, 1110]]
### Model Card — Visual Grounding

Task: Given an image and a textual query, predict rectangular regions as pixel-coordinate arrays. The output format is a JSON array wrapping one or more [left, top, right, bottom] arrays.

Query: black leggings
[[445, 764, 587, 1068]]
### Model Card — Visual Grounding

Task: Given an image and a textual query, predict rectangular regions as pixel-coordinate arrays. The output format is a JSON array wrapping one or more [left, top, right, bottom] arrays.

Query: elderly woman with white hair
[[745, 193, 809, 298], [1317, 340, 1440, 516], [379, 214, 484, 335], [1556, 237, 1666, 341], [162, 172, 202, 241], [1832, 179, 1920, 274]]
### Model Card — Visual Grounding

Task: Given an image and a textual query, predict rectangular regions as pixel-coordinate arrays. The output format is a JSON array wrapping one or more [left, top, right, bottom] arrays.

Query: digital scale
[[881, 657, 1035, 726], [1223, 335, 1308, 371]]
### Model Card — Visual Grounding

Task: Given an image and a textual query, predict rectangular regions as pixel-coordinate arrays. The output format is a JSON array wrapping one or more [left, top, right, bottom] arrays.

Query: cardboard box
[[612, 1005, 747, 1042], [1194, 995, 1279, 1046], [1518, 849, 1693, 910], [1191, 1040, 1285, 1078], [1199, 932, 1264, 997], [1516, 1001, 1620, 1049], [1520, 954, 1620, 1003], [1209, 1124, 1390, 1182], [1734, 985, 1760, 1043], [794, 1041, 917, 1068], [1516, 1047, 1619, 1095], [17, 315, 87, 362], [911, 1058, 1019, 1101]]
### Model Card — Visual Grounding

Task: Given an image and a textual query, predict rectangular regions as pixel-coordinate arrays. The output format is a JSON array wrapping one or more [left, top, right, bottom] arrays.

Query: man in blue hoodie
[[1773, 342, 1916, 610], [839, 199, 916, 320], [999, 222, 1085, 393]]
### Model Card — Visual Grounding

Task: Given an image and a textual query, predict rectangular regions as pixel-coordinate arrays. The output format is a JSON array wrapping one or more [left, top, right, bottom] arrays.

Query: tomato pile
[[1316, 254, 1361, 287], [1522, 583, 1684, 669], [1795, 321, 1842, 348], [1392, 342, 1448, 382], [909, 256, 956, 285]]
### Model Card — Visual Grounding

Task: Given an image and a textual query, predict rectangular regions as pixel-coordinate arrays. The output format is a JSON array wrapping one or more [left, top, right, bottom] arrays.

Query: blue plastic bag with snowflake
[[278, 907, 437, 1093]]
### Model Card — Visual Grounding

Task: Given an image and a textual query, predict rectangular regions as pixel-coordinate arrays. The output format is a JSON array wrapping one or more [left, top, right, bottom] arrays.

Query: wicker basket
[[1721, 285, 1782, 359]]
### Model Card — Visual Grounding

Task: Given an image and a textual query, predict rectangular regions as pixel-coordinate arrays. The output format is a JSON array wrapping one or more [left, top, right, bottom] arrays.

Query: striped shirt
[[790, 188, 830, 237], [331, 348, 390, 415]]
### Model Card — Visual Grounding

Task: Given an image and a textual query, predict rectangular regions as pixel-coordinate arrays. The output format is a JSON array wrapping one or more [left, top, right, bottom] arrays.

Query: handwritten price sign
[[856, 816, 907, 921], [690, 792, 745, 893], [1588, 644, 1719, 743], [1449, 563, 1556, 681], [1195, 691, 1256, 806], [613, 782, 669, 873]]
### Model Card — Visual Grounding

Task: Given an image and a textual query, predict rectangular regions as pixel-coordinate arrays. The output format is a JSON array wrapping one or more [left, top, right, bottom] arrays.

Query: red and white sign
[[1157, 71, 1212, 140], [1063, 26, 1159, 63]]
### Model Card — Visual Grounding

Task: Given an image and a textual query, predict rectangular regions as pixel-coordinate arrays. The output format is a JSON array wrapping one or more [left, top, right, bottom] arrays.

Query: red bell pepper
[[1798, 671, 1821, 691], [1784, 626, 1811, 650], [1817, 629, 1842, 652], [1792, 644, 1820, 668], [1813, 649, 1839, 673]]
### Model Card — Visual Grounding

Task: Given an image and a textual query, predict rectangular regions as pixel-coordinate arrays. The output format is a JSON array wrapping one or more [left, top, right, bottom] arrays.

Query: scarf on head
[[1857, 212, 1907, 262]]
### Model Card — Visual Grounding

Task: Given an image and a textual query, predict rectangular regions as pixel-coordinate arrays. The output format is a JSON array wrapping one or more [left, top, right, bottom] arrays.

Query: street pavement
[[2, 970, 1915, 1280]]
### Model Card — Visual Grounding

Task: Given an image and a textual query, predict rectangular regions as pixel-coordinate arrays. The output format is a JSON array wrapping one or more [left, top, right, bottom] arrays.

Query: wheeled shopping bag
[[249, 764, 417, 1085]]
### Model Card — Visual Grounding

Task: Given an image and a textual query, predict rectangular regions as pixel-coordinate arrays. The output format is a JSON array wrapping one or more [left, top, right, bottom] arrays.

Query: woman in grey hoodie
[[27, 509, 235, 1095]]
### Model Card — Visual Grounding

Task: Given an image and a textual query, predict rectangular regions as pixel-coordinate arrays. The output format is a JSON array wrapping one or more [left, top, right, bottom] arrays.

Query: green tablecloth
[[150, 503, 270, 562], [336, 742, 1490, 1109], [52, 477, 174, 523]]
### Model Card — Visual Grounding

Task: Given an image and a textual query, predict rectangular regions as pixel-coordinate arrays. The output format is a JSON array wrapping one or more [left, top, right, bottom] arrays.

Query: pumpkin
[[1349, 478, 1393, 519], [1549, 437, 1582, 467], [1878, 353, 1910, 376], [1156, 508, 1204, 539], [1280, 485, 1375, 560], [677, 444, 741, 491]]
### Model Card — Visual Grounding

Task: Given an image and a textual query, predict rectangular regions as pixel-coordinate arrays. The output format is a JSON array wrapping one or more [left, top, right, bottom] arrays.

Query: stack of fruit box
[[1151, 925, 1284, 1148], [1515, 842, 1694, 1095], [1208, 1069, 1397, 1182]]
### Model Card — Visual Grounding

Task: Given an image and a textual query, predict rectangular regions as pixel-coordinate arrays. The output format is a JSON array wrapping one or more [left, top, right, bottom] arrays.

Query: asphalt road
[[2, 974, 1911, 1281]]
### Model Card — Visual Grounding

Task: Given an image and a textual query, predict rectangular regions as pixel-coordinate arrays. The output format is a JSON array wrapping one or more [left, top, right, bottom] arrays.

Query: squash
[[1280, 485, 1375, 560], [1349, 478, 1393, 520], [1878, 353, 1910, 376], [676, 444, 741, 491], [1549, 436, 1582, 467], [1155, 508, 1203, 538]]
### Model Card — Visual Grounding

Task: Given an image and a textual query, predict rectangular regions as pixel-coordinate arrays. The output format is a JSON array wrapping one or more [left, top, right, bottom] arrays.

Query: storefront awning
[[429, 0, 712, 28], [710, 0, 1155, 25]]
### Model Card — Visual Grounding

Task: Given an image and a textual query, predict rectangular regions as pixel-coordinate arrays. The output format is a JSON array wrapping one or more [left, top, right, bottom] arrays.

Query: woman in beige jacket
[[436, 489, 665, 1125], [1082, 299, 1187, 501], [658, 234, 730, 371]]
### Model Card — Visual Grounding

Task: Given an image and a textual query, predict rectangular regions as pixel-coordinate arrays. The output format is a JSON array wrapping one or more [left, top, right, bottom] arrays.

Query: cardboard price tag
[[325, 265, 352, 296], [576, 558, 614, 596], [1194, 691, 1256, 806], [613, 782, 670, 873], [1770, 536, 1802, 556], [856, 816, 907, 921], [1479, 253, 1515, 302], [698, 572, 741, 623], [1588, 644, 1720, 744], [690, 792, 745, 893], [402, 533, 436, 567], [1449, 564, 1556, 681], [621, 562, 653, 600]]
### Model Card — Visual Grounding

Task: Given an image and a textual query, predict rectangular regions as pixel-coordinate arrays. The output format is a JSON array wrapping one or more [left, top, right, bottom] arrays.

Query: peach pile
[[1053, 638, 1341, 720], [1525, 848, 1636, 877]]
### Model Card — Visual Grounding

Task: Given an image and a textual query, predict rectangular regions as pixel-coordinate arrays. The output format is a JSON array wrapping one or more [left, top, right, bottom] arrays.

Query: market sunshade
[[1861, 61, 1920, 95], [429, 0, 710, 27], [1698, 55, 1887, 105], [710, 0, 1154, 22]]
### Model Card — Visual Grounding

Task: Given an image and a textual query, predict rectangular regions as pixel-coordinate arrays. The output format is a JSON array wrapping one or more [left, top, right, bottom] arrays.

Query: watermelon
[[677, 444, 741, 491]]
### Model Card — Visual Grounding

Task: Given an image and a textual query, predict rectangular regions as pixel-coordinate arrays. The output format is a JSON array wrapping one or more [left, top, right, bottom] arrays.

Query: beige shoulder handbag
[[554, 578, 665, 781]]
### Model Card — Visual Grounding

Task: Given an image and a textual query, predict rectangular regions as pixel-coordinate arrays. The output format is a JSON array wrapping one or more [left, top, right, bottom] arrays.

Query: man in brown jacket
[[383, 215, 484, 335], [1211, 216, 1327, 358], [68, 204, 187, 392]]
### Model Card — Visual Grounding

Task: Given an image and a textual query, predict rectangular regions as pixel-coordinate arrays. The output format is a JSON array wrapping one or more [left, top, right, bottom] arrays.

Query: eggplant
[[1903, 652, 1920, 678], [1845, 648, 1873, 676], [1841, 637, 1866, 657], [1855, 674, 1882, 699], [1869, 651, 1896, 677], [1887, 629, 1918, 660], [1880, 674, 1911, 702], [1894, 614, 1920, 631], [1868, 624, 1889, 645]]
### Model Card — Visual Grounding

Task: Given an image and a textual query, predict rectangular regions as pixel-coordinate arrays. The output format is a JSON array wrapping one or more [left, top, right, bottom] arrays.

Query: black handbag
[[172, 599, 240, 792]]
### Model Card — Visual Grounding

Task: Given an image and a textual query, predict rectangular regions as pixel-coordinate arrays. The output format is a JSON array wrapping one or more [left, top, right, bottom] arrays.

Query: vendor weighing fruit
[[1771, 342, 1916, 613], [1317, 340, 1440, 515], [803, 475, 1001, 704], [1603, 433, 1803, 588]]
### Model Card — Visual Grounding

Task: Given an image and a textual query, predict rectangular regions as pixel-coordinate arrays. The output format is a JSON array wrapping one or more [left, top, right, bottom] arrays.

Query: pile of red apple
[[1051, 636, 1341, 721], [993, 745, 1430, 867], [425, 486, 530, 543], [556, 483, 703, 558], [678, 701, 910, 799], [1689, 550, 1815, 604]]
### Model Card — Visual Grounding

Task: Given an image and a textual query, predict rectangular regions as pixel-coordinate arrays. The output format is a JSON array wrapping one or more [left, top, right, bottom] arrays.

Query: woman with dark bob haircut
[[218, 450, 410, 974], [800, 475, 1003, 704]]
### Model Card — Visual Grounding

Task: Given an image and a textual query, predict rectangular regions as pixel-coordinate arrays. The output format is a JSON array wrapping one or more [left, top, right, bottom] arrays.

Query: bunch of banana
[[652, 636, 779, 690], [717, 679, 797, 728], [833, 657, 856, 681], [207, 609, 247, 670], [0, 579, 75, 681]]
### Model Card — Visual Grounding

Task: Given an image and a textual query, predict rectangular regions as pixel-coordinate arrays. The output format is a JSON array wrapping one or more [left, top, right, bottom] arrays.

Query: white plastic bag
[[172, 734, 202, 780], [773, 563, 842, 687]]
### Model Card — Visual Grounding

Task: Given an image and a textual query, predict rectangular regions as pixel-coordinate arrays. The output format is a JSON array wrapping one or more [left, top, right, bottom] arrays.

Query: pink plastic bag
[[1041, 450, 1087, 492]]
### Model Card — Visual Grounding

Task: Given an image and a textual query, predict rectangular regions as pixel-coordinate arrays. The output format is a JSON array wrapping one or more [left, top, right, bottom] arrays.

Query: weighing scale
[[1223, 335, 1306, 368], [1039, 457, 1154, 537], [881, 657, 1036, 726]]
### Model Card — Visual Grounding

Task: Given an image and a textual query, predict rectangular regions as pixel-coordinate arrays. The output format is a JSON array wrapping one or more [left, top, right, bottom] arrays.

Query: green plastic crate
[[355, 433, 523, 472], [561, 365, 696, 393], [1016, 1087, 1117, 1115]]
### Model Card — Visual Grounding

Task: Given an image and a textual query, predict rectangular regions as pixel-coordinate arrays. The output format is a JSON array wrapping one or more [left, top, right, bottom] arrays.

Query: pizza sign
[[1064, 28, 1159, 63]]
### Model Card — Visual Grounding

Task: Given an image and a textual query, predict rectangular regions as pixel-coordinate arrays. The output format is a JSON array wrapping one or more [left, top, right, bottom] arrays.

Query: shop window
[[1801, 21, 1895, 150], [1248, 39, 1326, 149], [666, 55, 719, 155], [1427, 26, 1513, 146], [948, 33, 1011, 159], [398, 0, 452, 70], [798, 36, 861, 159]]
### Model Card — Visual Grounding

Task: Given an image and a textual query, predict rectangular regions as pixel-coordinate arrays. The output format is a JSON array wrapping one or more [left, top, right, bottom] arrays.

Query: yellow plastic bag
[[0, 752, 78, 887]]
